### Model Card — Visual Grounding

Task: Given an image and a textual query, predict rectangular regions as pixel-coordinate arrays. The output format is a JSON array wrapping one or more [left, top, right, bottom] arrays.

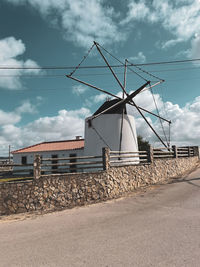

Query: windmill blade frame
[[66, 41, 171, 149], [66, 75, 170, 124], [89, 81, 150, 121]]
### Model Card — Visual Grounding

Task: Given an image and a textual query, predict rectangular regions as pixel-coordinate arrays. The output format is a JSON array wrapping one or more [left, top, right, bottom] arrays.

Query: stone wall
[[0, 157, 199, 215]]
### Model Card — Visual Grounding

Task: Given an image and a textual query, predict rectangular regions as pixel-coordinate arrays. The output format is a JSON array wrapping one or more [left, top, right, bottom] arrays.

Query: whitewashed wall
[[13, 149, 84, 165], [12, 149, 84, 174], [84, 114, 139, 164]]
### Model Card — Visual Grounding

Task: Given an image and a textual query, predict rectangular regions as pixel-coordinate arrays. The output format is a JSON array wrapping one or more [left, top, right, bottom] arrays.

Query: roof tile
[[12, 139, 84, 154]]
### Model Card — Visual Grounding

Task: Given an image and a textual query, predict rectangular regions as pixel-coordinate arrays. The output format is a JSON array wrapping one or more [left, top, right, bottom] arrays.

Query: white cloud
[[0, 99, 38, 126], [5, 0, 125, 48], [93, 93, 108, 103], [135, 116, 154, 141], [132, 94, 200, 147], [153, 0, 200, 41], [189, 34, 200, 59], [129, 52, 146, 63], [61, 0, 124, 47], [22, 108, 90, 142], [0, 93, 200, 155], [0, 110, 21, 126], [123, 0, 200, 50], [15, 100, 38, 114], [83, 93, 108, 108], [2, 124, 21, 142], [23, 59, 40, 74], [189, 96, 200, 112], [0, 99, 41, 154], [72, 84, 88, 95], [160, 38, 183, 49], [0, 36, 25, 61], [5, 0, 200, 52], [167, 100, 200, 145], [5, 0, 200, 53], [0, 36, 41, 89], [121, 1, 150, 24], [0, 106, 91, 155], [125, 89, 164, 119]]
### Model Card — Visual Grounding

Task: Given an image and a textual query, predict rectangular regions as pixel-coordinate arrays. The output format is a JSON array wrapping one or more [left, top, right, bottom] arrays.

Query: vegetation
[[137, 135, 150, 151]]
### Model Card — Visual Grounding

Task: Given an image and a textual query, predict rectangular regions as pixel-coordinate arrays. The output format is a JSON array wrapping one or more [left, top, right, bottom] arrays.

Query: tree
[[137, 135, 150, 151]]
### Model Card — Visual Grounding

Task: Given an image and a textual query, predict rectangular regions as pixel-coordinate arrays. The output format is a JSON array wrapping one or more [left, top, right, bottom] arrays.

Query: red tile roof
[[12, 139, 84, 154]]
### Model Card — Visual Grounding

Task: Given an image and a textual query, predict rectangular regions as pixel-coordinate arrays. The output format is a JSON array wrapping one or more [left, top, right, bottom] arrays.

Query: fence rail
[[40, 154, 103, 176], [41, 155, 102, 161], [110, 150, 149, 166], [0, 145, 199, 181], [0, 163, 34, 183]]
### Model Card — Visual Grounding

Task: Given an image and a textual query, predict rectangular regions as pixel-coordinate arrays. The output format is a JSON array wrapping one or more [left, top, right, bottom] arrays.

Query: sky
[[0, 0, 200, 156]]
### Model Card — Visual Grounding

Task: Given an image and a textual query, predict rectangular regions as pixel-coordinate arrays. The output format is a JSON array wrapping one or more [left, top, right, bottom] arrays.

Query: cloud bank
[[134, 91, 200, 146], [5, 0, 124, 48], [0, 36, 40, 90], [4, 0, 200, 56], [0, 92, 200, 156], [0, 102, 90, 156]]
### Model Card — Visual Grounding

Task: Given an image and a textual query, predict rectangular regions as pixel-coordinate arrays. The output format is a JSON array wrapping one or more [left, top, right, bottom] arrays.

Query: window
[[21, 156, 27, 165], [69, 153, 77, 173], [51, 155, 58, 172]]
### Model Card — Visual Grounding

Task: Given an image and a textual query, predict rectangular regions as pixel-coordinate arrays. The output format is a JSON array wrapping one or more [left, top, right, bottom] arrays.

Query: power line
[[2, 75, 200, 93], [138, 58, 200, 66], [0, 58, 199, 70], [135, 58, 200, 66], [147, 66, 200, 73], [95, 42, 150, 82], [0, 65, 200, 78]]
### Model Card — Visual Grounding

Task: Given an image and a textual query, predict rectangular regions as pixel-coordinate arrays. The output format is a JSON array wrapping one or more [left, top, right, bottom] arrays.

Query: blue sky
[[0, 0, 200, 155]]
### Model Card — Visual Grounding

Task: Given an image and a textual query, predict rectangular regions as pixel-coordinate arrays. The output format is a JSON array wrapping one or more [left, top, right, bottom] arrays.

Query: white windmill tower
[[67, 42, 171, 161], [84, 85, 148, 157]]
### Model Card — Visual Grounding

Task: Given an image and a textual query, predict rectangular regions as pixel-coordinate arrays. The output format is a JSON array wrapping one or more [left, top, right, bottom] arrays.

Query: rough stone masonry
[[0, 157, 199, 215]]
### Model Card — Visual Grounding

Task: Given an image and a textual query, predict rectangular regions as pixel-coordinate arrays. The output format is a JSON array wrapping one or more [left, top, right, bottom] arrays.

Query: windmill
[[66, 41, 171, 156]]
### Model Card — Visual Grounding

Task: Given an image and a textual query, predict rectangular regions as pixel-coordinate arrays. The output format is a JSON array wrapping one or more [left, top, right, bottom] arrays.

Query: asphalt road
[[0, 165, 200, 267]]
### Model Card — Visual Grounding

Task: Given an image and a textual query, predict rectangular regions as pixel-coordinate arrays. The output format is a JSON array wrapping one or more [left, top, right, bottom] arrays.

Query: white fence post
[[34, 155, 41, 179]]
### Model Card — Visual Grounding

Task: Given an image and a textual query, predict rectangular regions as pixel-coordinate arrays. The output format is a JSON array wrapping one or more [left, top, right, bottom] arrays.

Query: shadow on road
[[169, 177, 200, 188]]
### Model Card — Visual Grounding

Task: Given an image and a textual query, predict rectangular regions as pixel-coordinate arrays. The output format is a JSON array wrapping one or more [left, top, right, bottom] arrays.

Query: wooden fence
[[0, 146, 199, 181], [110, 150, 149, 166], [0, 163, 34, 182], [40, 154, 103, 176]]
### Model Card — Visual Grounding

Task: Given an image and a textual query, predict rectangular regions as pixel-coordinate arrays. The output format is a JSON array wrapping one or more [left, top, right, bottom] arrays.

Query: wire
[[0, 58, 199, 70], [69, 43, 95, 76], [0, 65, 200, 78], [96, 42, 149, 82], [159, 83, 169, 120], [126, 59, 163, 81], [150, 86, 169, 147], [146, 66, 200, 73], [136, 58, 200, 66]]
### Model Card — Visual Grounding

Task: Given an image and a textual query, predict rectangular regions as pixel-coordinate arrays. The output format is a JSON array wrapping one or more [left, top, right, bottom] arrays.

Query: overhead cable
[[0, 58, 199, 70]]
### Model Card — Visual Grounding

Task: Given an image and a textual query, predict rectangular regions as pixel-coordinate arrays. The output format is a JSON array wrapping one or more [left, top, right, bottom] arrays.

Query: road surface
[[0, 165, 200, 267]]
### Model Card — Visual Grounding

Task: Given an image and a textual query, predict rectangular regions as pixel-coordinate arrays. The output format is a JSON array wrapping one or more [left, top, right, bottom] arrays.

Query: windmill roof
[[93, 99, 127, 116], [12, 139, 84, 154]]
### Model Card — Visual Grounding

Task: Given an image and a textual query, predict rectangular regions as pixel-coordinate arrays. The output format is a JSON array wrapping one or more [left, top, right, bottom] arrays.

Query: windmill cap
[[93, 99, 127, 116]]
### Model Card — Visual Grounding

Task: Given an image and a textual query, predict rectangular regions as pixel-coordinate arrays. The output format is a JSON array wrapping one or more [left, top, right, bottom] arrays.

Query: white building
[[84, 99, 138, 156], [12, 99, 139, 170], [84, 99, 139, 164], [12, 138, 84, 173]]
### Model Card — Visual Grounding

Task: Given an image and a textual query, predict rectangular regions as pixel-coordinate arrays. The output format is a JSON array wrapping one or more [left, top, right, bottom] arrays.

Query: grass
[[0, 176, 33, 183]]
